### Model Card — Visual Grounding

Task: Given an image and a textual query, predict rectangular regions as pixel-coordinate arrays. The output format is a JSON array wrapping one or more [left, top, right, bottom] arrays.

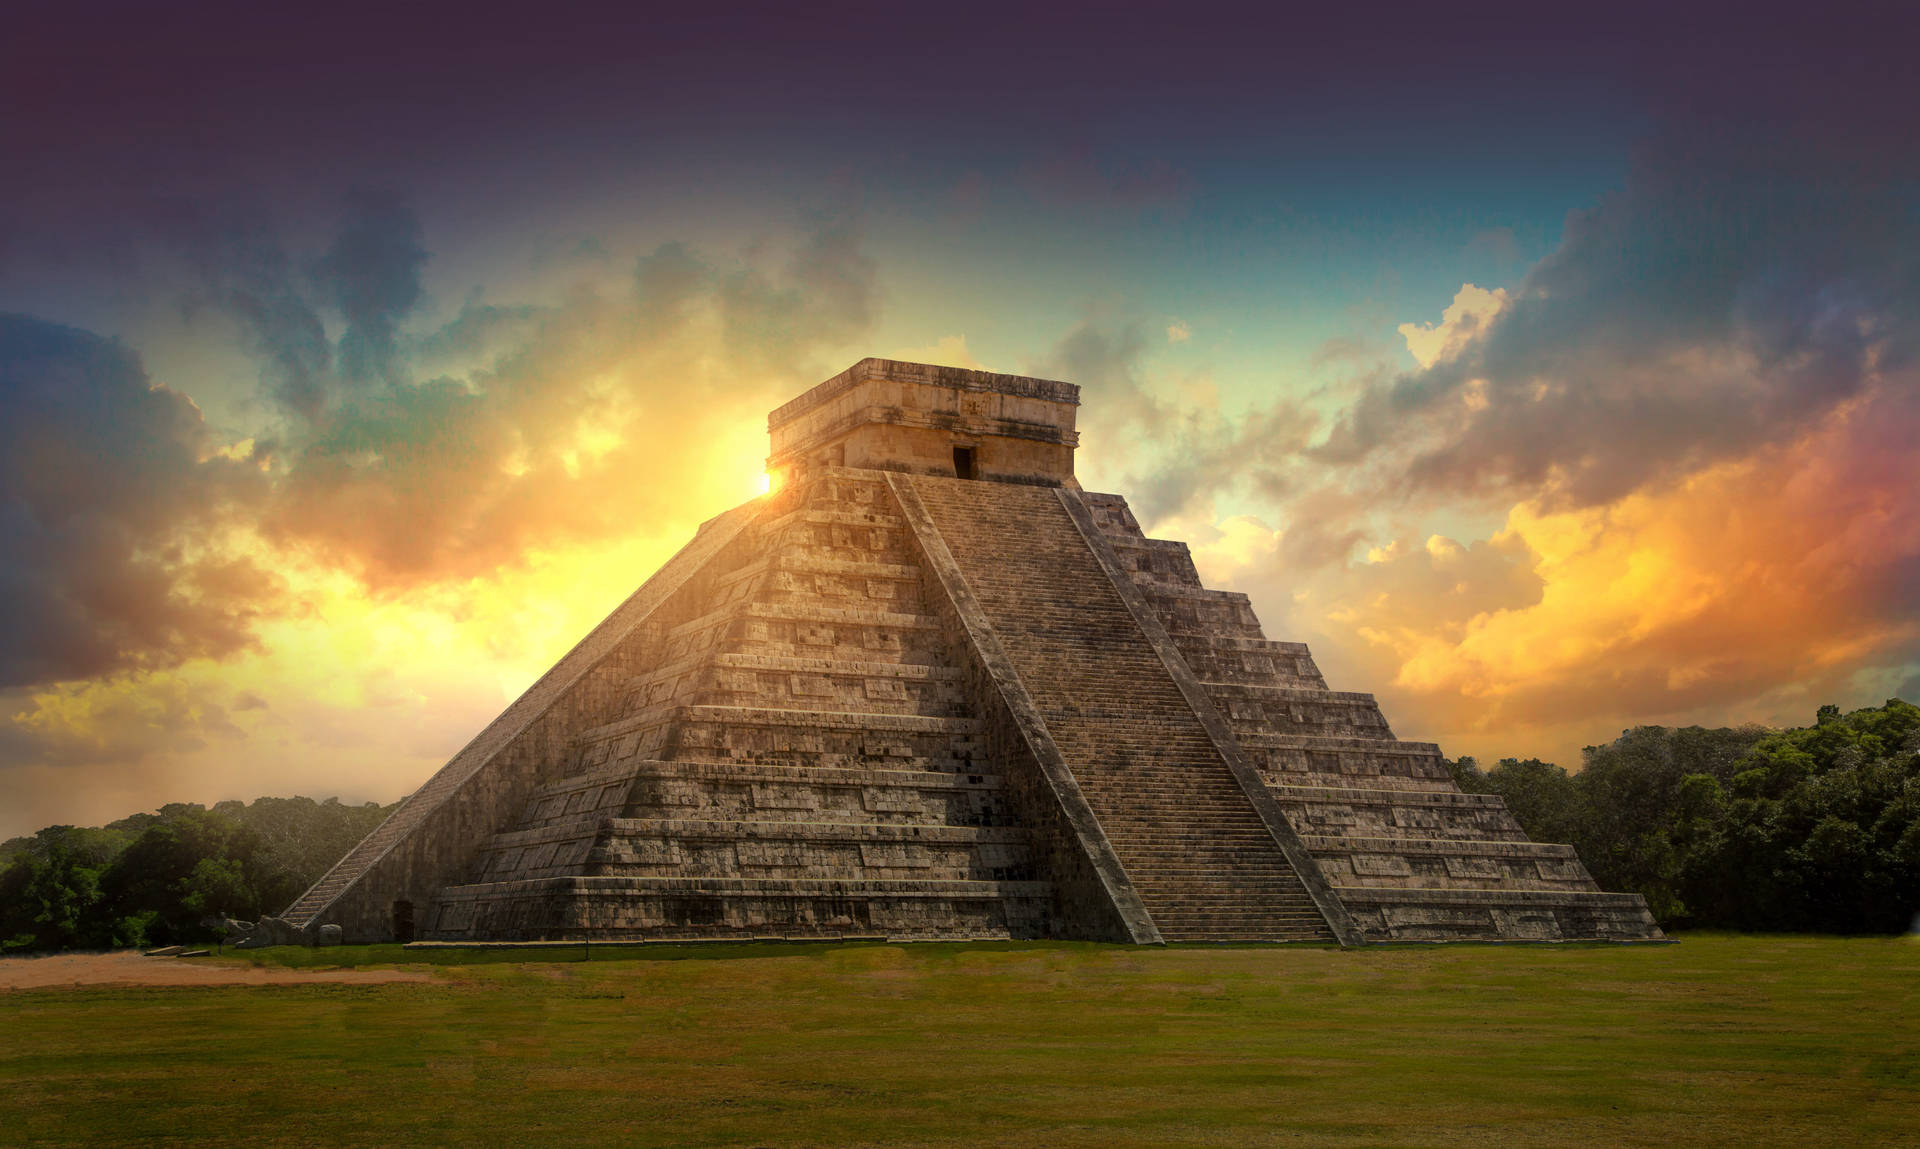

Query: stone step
[[1203, 684, 1384, 707], [1301, 834, 1580, 859], [1170, 633, 1315, 657], [760, 506, 906, 532], [561, 706, 988, 780], [621, 759, 1008, 789], [712, 552, 925, 592], [435, 874, 1053, 901], [1153, 914, 1327, 925], [594, 818, 1031, 844], [489, 796, 1033, 850], [1271, 784, 1512, 808], [677, 689, 969, 721], [425, 870, 1056, 943], [471, 821, 1037, 885], [624, 651, 962, 700], [706, 653, 959, 679], [666, 599, 943, 642], [580, 704, 986, 747]]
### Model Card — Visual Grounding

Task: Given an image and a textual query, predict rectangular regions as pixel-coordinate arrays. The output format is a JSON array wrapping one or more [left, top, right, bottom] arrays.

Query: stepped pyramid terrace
[[269, 359, 1664, 946]]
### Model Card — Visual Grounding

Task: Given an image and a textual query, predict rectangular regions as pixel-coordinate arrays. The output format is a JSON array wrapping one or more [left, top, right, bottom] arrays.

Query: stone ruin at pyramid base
[[268, 359, 1664, 947]]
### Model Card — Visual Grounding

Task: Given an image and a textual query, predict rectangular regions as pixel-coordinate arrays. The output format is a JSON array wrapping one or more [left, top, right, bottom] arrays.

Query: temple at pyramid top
[[767, 358, 1082, 488], [261, 357, 1664, 950]]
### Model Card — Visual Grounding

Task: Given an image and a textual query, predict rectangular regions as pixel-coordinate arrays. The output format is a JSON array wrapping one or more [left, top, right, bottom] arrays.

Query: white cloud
[[1397, 283, 1509, 369]]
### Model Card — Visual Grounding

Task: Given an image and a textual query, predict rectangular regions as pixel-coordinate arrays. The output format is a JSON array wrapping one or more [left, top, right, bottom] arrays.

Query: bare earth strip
[[0, 950, 433, 990]]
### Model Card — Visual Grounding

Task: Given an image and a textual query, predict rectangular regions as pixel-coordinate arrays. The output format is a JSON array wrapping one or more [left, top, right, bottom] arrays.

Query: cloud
[[1396, 284, 1507, 370], [312, 188, 427, 387], [0, 200, 886, 837], [0, 314, 272, 688], [1095, 136, 1920, 761], [893, 335, 983, 370], [720, 225, 876, 370], [1166, 319, 1191, 344], [1321, 141, 1919, 510], [157, 199, 880, 589], [1047, 321, 1318, 526], [1321, 379, 1920, 744], [1190, 377, 1920, 765]]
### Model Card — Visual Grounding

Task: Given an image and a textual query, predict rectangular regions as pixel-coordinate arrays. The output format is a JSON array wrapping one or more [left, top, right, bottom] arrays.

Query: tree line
[[3, 699, 1914, 950], [0, 796, 396, 952], [1451, 699, 1920, 933]]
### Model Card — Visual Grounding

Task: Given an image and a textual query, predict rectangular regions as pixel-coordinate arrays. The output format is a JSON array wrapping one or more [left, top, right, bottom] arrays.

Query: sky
[[3, 2, 1916, 837]]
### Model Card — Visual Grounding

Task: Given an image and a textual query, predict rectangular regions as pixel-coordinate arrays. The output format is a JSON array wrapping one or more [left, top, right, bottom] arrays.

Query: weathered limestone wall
[[834, 422, 1075, 487], [767, 359, 1080, 487]]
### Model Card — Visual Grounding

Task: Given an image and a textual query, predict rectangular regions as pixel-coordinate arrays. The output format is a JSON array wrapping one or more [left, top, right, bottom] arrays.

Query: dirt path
[[0, 950, 435, 990]]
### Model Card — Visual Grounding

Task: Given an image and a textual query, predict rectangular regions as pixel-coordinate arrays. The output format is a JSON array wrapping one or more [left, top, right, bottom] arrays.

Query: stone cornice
[[768, 358, 1080, 431]]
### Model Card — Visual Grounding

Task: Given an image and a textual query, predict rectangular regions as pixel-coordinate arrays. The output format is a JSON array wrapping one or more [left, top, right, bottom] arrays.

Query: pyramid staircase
[[903, 477, 1338, 943]]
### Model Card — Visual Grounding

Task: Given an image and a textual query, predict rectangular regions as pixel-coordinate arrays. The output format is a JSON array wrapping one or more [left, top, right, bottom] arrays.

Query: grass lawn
[[2, 933, 1916, 1146]]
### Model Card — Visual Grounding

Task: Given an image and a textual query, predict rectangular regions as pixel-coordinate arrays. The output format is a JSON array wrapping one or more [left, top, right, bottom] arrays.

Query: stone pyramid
[[277, 359, 1663, 946]]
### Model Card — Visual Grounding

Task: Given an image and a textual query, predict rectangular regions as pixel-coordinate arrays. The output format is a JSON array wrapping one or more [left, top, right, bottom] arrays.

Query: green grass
[[4, 934, 1917, 1146]]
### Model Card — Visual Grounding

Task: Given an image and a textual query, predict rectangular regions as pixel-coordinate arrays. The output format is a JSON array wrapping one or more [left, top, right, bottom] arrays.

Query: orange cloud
[[0, 215, 878, 836], [1185, 376, 1920, 766], [1103, 144, 1920, 766]]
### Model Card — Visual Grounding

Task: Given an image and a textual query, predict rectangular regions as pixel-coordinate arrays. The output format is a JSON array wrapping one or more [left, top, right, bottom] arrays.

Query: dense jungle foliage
[[1451, 699, 1920, 933], [0, 796, 396, 951]]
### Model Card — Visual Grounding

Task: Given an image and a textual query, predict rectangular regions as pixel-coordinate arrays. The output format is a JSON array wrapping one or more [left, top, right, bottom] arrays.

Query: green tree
[[1, 794, 401, 953], [1481, 758, 1587, 847], [97, 807, 268, 945], [1452, 702, 1916, 933], [180, 856, 257, 919], [0, 828, 123, 950]]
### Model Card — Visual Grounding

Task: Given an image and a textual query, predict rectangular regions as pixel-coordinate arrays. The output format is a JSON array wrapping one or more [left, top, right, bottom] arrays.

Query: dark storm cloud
[[313, 189, 427, 387], [1316, 140, 1920, 510], [222, 203, 881, 586], [0, 315, 270, 688], [161, 197, 335, 424], [169, 191, 426, 422], [0, 191, 885, 688]]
